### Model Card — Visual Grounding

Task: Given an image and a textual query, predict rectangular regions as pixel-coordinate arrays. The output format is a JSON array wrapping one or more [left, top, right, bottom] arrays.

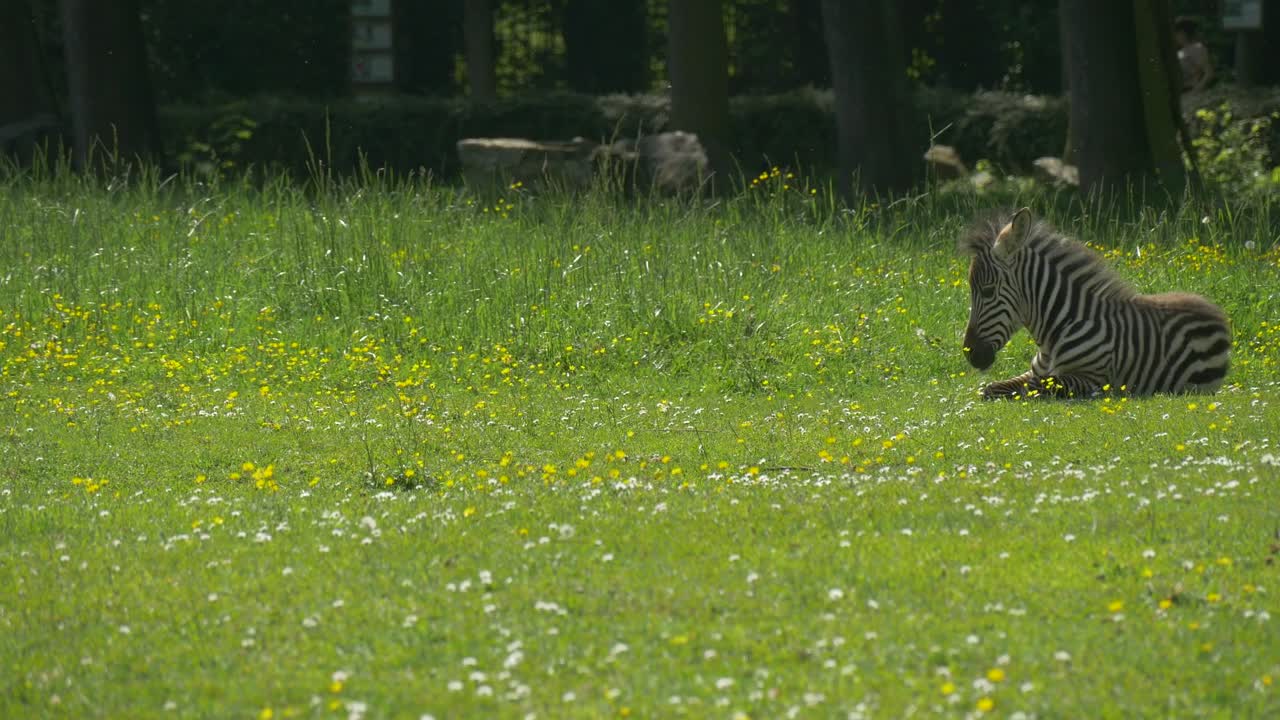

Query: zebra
[[959, 207, 1231, 400]]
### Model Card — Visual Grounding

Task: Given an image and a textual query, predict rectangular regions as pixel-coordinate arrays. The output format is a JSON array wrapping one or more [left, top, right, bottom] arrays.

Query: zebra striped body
[[959, 208, 1230, 400]]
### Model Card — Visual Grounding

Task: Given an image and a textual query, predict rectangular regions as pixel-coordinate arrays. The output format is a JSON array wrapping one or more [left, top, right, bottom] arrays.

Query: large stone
[[1032, 156, 1079, 187], [597, 131, 710, 194], [923, 144, 968, 179], [456, 136, 597, 190]]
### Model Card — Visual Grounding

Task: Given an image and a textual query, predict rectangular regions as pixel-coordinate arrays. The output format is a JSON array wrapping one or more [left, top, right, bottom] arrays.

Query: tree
[[667, 0, 732, 185], [788, 0, 830, 88], [1061, 0, 1185, 197], [464, 0, 497, 102], [563, 0, 648, 93], [395, 0, 463, 95], [819, 0, 919, 197], [0, 0, 59, 162], [60, 0, 161, 167]]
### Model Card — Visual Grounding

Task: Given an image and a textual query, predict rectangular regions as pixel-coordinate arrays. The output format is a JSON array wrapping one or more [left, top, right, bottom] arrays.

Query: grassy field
[[2, 170, 1279, 719]]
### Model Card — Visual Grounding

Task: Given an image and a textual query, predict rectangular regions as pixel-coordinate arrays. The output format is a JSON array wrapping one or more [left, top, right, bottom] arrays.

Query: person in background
[[1174, 16, 1213, 93]]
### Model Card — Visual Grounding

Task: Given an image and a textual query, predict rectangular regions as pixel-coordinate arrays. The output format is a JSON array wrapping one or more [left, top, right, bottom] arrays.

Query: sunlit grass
[[1, 168, 1278, 718]]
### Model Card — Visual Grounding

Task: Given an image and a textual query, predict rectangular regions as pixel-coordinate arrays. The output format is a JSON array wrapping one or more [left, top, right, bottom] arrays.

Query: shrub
[[156, 86, 1276, 185]]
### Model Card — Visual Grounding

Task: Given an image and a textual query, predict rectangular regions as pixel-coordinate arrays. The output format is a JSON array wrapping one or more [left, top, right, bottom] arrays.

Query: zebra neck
[[1019, 267, 1126, 348]]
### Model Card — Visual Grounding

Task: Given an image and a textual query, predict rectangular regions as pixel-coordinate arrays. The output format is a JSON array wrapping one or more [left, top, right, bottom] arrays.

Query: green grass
[[2, 169, 1279, 719]]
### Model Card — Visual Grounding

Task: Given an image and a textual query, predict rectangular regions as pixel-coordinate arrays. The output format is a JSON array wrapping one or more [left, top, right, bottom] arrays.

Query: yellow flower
[[1107, 600, 1124, 613], [976, 697, 994, 712], [986, 668, 1005, 682], [940, 681, 956, 695]]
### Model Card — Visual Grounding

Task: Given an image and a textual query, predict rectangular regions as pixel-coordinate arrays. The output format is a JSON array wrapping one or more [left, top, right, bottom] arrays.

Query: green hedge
[[159, 88, 1073, 181]]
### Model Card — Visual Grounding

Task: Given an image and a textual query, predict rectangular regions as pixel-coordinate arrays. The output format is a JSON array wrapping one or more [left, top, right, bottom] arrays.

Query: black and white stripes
[[959, 208, 1231, 400]]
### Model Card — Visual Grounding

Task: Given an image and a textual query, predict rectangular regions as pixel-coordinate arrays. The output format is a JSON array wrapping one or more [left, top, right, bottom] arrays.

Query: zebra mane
[[957, 208, 1012, 256], [960, 209, 1139, 302]]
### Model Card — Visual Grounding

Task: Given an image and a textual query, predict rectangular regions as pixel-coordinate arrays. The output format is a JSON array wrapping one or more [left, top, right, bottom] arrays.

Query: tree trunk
[[564, 0, 648, 93], [395, 0, 462, 94], [667, 0, 732, 185], [788, 0, 829, 87], [819, 0, 919, 198], [1134, 0, 1185, 195], [0, 0, 59, 162], [1260, 0, 1280, 85], [1059, 0, 1076, 164], [1061, 0, 1152, 196], [464, 0, 497, 102], [60, 0, 161, 168]]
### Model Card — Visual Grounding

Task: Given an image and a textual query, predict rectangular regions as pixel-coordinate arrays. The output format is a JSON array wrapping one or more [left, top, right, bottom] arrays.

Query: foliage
[[1192, 103, 1280, 197], [156, 88, 1078, 182], [1, 171, 1278, 718]]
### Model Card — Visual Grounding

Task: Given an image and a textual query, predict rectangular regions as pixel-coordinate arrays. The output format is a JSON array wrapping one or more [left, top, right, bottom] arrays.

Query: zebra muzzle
[[964, 338, 996, 370]]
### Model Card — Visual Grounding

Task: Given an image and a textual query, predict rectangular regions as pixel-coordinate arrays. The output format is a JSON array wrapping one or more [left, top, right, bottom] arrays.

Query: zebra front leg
[[982, 372, 1103, 400], [980, 371, 1039, 400], [1035, 373, 1105, 399]]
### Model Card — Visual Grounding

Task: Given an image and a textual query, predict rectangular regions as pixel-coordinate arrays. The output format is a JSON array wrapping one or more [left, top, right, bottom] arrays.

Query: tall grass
[[2, 165, 1278, 718]]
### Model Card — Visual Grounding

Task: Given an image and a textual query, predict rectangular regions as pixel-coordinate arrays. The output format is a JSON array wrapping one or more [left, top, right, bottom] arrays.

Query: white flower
[[1142, 549, 1156, 559], [828, 588, 844, 601], [715, 677, 735, 690], [1063, 534, 1076, 543], [1053, 650, 1071, 662]]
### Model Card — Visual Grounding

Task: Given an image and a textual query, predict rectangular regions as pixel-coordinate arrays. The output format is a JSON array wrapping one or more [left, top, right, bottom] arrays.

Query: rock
[[456, 136, 597, 190], [637, 131, 710, 193], [597, 131, 710, 194], [1032, 156, 1079, 187], [970, 170, 996, 190], [924, 144, 968, 179]]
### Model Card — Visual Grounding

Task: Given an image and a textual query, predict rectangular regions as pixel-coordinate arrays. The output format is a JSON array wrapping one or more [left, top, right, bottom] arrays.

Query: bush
[[162, 87, 1279, 186]]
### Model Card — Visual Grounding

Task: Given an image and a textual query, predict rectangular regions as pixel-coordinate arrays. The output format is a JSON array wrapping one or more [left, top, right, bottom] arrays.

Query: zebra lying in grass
[[959, 208, 1231, 400]]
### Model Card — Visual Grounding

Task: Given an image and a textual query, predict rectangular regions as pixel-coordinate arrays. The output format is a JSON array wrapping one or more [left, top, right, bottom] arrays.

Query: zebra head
[[960, 207, 1032, 370]]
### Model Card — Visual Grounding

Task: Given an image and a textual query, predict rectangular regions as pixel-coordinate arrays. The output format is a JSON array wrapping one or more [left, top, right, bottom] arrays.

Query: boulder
[[1032, 156, 1079, 187], [456, 136, 596, 190], [970, 170, 996, 190], [597, 131, 710, 194], [923, 144, 968, 179]]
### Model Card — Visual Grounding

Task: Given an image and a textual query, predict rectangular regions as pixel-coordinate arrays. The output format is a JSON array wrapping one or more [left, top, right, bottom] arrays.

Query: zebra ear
[[993, 207, 1032, 260]]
